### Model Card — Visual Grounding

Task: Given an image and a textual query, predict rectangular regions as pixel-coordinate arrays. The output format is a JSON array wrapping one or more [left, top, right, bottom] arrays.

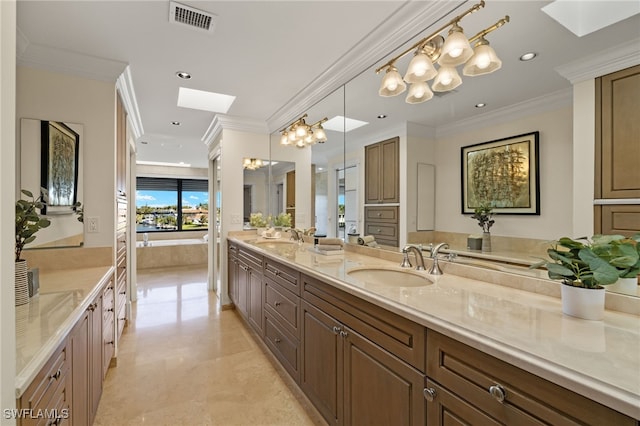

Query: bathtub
[[136, 238, 208, 269]]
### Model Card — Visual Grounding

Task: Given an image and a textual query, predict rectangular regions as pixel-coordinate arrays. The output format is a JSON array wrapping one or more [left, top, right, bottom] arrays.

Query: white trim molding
[[556, 38, 640, 84], [116, 66, 144, 140], [202, 114, 268, 148]]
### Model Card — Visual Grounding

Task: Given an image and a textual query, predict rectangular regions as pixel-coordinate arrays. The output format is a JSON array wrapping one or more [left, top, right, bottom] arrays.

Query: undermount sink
[[254, 239, 297, 245], [347, 267, 433, 287]]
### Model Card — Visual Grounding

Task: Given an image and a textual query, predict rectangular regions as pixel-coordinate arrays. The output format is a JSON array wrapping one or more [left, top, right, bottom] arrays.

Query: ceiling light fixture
[[243, 158, 264, 170], [377, 114, 387, 119], [375, 0, 509, 104], [475, 102, 486, 108], [519, 52, 537, 61], [280, 113, 329, 148], [176, 71, 191, 79], [171, 121, 181, 126]]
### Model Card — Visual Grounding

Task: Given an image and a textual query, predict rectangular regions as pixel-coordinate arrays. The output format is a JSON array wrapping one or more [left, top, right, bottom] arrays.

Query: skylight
[[541, 0, 640, 37], [323, 116, 369, 133], [177, 87, 236, 113]]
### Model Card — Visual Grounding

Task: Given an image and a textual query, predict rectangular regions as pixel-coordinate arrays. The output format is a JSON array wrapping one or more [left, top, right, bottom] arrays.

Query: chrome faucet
[[289, 228, 303, 243], [400, 245, 426, 271], [428, 242, 449, 275]]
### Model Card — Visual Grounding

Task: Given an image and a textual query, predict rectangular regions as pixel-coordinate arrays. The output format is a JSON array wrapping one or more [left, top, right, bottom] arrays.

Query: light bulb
[[378, 66, 406, 97], [438, 24, 473, 67], [288, 129, 297, 142], [280, 133, 289, 145], [463, 39, 502, 77], [432, 66, 462, 92], [405, 82, 433, 104], [404, 49, 437, 83], [314, 127, 327, 142]]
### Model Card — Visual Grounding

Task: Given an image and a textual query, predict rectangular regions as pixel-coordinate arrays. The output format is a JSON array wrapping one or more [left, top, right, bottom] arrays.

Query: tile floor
[[94, 265, 325, 426]]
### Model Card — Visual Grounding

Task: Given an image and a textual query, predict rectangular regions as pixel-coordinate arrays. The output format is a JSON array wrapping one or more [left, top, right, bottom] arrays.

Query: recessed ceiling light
[[171, 121, 181, 126], [140, 141, 148, 145], [323, 116, 368, 133], [176, 71, 191, 79], [377, 114, 387, 119], [519, 52, 537, 61], [475, 103, 486, 108], [177, 87, 236, 113]]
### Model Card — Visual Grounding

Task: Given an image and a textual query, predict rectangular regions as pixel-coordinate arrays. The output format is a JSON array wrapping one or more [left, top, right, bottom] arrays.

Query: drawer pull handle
[[423, 387, 437, 402], [377, 213, 382, 217], [489, 384, 506, 403], [107, 308, 114, 312], [274, 270, 281, 276], [88, 303, 98, 312], [107, 341, 114, 345], [50, 368, 62, 380], [274, 301, 281, 307], [339, 330, 348, 338], [377, 229, 381, 233], [332, 326, 342, 334], [274, 338, 281, 343], [119, 291, 126, 295], [240, 265, 248, 271]]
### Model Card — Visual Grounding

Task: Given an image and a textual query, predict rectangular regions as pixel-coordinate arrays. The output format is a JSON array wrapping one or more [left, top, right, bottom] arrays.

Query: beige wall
[[16, 66, 116, 248], [435, 106, 573, 241]]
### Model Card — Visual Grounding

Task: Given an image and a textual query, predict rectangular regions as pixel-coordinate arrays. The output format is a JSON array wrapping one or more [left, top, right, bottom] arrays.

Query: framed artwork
[[461, 131, 540, 215], [40, 120, 80, 215]]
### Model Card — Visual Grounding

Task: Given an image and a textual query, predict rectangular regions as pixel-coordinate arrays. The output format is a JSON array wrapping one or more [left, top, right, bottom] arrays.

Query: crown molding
[[555, 38, 640, 84], [435, 88, 573, 139], [116, 66, 144, 140], [202, 114, 268, 147], [266, 1, 466, 133]]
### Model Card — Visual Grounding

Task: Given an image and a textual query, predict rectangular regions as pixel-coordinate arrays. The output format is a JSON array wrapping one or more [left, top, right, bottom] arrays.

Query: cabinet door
[[365, 143, 382, 204], [247, 269, 263, 335], [90, 295, 103, 424], [236, 260, 249, 316], [228, 251, 239, 305], [301, 301, 343, 426], [343, 327, 425, 426], [380, 137, 399, 203], [70, 310, 90, 426]]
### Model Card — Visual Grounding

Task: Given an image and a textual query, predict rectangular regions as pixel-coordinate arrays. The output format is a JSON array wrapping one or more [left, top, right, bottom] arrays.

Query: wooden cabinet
[[286, 170, 296, 228], [228, 243, 239, 306], [425, 330, 637, 426], [302, 273, 426, 426], [102, 283, 115, 377], [595, 65, 640, 236], [115, 197, 128, 343], [364, 206, 399, 247], [89, 292, 104, 423], [17, 340, 71, 426], [365, 137, 399, 204]]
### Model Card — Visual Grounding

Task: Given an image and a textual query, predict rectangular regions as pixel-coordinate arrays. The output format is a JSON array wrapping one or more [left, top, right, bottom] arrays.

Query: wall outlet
[[231, 214, 243, 224], [87, 216, 100, 233]]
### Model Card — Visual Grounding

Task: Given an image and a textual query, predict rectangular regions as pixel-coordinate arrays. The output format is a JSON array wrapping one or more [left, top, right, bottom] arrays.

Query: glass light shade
[[304, 133, 314, 144], [431, 66, 462, 92], [296, 123, 308, 138], [254, 159, 263, 168], [404, 51, 437, 83], [438, 26, 473, 67], [378, 67, 406, 97], [295, 139, 305, 148], [463, 41, 502, 76], [280, 132, 290, 145], [314, 127, 327, 142], [243, 158, 252, 168], [288, 129, 297, 142], [405, 82, 434, 104]]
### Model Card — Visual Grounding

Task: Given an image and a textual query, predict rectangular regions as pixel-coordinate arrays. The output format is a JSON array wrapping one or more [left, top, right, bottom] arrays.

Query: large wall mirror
[[270, 1, 639, 297], [20, 118, 84, 249]]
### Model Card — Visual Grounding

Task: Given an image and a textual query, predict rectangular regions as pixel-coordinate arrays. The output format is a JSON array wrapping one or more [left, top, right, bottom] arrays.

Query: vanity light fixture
[[279, 113, 329, 148], [242, 158, 264, 170], [375, 0, 509, 104]]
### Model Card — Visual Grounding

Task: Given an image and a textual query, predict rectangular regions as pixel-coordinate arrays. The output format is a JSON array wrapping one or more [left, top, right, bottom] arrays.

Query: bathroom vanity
[[228, 235, 639, 425]]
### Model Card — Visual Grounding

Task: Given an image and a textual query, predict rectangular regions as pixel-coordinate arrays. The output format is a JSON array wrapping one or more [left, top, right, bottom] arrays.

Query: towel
[[316, 244, 343, 251], [316, 238, 344, 246], [357, 235, 376, 245]]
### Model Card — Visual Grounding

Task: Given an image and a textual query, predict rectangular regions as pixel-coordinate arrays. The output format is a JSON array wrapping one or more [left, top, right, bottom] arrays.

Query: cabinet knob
[[50, 368, 62, 380], [274, 338, 281, 344], [423, 387, 437, 402], [107, 308, 114, 312], [377, 229, 381, 233], [274, 301, 281, 307], [87, 303, 97, 312], [489, 384, 506, 403], [339, 330, 349, 338], [274, 270, 281, 276], [332, 326, 342, 334], [377, 213, 382, 217]]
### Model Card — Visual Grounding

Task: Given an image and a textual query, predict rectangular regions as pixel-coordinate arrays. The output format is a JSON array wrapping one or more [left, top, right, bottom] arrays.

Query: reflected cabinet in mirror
[[20, 118, 84, 249]]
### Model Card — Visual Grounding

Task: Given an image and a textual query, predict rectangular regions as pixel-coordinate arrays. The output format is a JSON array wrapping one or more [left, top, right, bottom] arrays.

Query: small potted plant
[[15, 189, 51, 305], [591, 234, 639, 295], [249, 212, 268, 234], [532, 236, 619, 320], [272, 212, 292, 229], [471, 203, 494, 252]]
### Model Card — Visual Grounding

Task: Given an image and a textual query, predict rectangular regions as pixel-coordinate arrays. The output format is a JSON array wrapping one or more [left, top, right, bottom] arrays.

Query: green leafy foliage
[[471, 203, 495, 233], [15, 189, 51, 261]]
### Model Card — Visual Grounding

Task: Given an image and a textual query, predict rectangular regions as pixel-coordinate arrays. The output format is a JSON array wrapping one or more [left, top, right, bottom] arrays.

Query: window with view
[[136, 177, 208, 232]]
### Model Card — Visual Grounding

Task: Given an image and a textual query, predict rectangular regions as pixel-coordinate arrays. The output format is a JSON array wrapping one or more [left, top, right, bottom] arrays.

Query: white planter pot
[[561, 284, 605, 321], [606, 277, 638, 296], [15, 260, 30, 306]]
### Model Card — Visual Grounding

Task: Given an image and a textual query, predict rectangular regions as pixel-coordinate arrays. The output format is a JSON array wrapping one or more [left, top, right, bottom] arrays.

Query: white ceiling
[[16, 1, 640, 169]]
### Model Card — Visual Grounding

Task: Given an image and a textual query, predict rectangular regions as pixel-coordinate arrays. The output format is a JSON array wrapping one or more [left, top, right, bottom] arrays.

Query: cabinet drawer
[[264, 258, 301, 296], [18, 340, 70, 426], [264, 311, 300, 382], [264, 278, 300, 339], [364, 206, 398, 222], [364, 222, 398, 240], [426, 331, 636, 426], [303, 274, 425, 372], [239, 247, 263, 271]]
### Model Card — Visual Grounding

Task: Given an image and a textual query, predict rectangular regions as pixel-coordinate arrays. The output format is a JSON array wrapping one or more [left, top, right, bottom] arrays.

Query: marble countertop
[[232, 237, 640, 419], [15, 266, 115, 398]]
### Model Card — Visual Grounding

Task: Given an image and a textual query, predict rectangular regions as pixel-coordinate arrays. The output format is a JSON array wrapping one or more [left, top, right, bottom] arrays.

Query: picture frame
[[40, 120, 80, 215], [461, 131, 539, 215]]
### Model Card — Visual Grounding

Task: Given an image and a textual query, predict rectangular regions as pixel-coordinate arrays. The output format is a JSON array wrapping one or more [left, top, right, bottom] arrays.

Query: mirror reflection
[[20, 118, 84, 249], [242, 158, 269, 228]]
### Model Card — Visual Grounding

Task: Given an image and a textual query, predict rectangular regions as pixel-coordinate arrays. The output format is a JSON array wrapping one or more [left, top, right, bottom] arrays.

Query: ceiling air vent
[[169, 1, 217, 34]]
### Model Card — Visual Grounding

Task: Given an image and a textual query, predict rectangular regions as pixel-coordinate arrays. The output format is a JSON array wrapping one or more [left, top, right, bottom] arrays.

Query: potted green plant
[[471, 203, 494, 252], [591, 234, 640, 295], [532, 236, 619, 320], [15, 189, 51, 305], [249, 212, 268, 234], [272, 212, 292, 229]]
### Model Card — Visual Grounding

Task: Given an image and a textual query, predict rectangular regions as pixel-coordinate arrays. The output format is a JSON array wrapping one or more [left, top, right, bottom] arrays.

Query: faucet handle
[[400, 250, 413, 268]]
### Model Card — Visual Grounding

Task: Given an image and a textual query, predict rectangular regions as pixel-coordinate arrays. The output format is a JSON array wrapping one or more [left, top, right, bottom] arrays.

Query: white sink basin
[[347, 267, 433, 287]]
